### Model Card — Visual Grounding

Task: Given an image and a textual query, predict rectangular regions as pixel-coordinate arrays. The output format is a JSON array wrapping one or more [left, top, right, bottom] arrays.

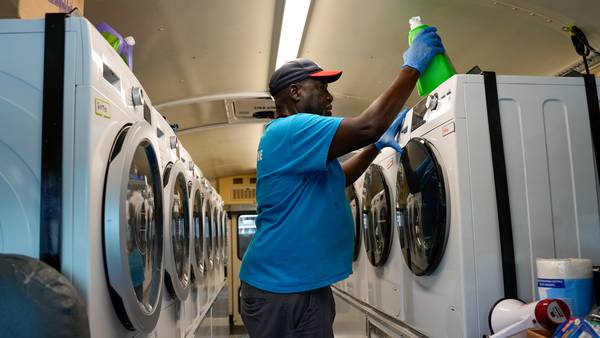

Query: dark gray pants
[[240, 282, 336, 338]]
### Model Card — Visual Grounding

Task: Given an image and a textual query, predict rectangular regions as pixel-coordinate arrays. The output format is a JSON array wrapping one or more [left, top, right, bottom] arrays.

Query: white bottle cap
[[409, 16, 423, 30], [124, 36, 136, 46]]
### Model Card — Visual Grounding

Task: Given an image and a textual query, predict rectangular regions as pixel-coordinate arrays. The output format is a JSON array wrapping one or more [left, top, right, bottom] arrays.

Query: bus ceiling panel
[[85, 0, 278, 103]]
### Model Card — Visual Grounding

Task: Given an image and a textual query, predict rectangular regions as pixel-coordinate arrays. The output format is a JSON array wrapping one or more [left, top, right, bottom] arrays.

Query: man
[[239, 27, 445, 337]]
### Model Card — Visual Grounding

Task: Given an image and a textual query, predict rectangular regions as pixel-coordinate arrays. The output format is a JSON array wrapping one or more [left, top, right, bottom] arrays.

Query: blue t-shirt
[[239, 113, 354, 293]]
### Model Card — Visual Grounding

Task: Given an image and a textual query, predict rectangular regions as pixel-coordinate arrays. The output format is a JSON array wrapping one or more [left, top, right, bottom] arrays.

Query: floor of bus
[[193, 283, 364, 337], [194, 283, 248, 338]]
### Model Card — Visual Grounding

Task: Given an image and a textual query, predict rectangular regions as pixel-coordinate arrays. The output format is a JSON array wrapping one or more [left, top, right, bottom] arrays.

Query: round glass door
[[204, 199, 213, 269], [362, 164, 393, 267], [104, 123, 164, 333], [345, 185, 361, 262], [192, 189, 204, 280], [396, 138, 448, 276], [212, 206, 219, 264], [171, 172, 191, 287]]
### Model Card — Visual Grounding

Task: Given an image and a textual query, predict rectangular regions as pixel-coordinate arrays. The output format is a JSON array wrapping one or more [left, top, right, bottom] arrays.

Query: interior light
[[275, 0, 312, 70]]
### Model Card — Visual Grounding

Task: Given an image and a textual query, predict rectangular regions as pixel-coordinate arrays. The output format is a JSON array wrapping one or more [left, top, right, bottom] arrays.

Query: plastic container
[[408, 16, 456, 96], [537, 258, 594, 318], [96, 22, 135, 70]]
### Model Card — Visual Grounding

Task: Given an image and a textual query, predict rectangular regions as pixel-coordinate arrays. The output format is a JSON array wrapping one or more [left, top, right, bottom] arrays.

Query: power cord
[[567, 25, 598, 75]]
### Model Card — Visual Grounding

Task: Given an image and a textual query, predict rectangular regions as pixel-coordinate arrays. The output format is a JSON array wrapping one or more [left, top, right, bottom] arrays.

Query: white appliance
[[342, 176, 369, 303], [161, 127, 192, 305], [191, 165, 210, 314], [362, 150, 408, 320], [215, 196, 225, 286], [202, 180, 217, 297], [395, 74, 600, 337], [211, 191, 225, 294], [175, 146, 198, 337], [0, 16, 165, 335]]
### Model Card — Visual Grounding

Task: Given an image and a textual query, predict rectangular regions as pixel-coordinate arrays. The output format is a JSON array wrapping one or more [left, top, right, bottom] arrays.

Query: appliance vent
[[232, 188, 256, 201], [225, 97, 275, 123]]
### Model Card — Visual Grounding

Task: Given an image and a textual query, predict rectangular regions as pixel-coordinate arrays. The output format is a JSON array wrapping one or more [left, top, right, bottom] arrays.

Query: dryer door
[[396, 138, 448, 276], [164, 165, 191, 300], [104, 122, 164, 333], [362, 164, 393, 267], [345, 185, 362, 261]]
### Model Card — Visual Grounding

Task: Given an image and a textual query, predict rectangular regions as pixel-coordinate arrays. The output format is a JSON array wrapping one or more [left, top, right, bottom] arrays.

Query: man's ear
[[288, 83, 302, 102]]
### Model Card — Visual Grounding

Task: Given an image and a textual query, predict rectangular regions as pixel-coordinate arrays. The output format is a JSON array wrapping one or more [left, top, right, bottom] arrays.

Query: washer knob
[[132, 87, 144, 106], [425, 93, 438, 110]]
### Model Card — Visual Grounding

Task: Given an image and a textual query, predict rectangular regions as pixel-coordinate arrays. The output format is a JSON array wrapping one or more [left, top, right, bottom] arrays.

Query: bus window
[[237, 214, 257, 260]]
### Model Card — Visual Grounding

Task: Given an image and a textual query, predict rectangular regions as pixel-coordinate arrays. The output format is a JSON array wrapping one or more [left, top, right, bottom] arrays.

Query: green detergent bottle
[[408, 16, 456, 96]]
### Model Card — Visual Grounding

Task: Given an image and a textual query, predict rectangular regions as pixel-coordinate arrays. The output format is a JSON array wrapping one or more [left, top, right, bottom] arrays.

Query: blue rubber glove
[[402, 26, 445, 75], [374, 108, 409, 152]]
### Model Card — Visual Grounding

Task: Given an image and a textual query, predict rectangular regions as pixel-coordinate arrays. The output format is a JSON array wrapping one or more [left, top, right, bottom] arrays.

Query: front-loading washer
[[362, 149, 408, 320], [341, 177, 369, 303], [215, 196, 226, 285], [0, 16, 165, 336], [190, 165, 209, 312], [395, 74, 600, 337], [160, 128, 192, 305], [201, 179, 216, 298]]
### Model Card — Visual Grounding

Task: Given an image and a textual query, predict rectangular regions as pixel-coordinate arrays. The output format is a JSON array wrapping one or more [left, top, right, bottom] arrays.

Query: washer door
[[215, 209, 221, 263], [396, 138, 448, 276], [191, 188, 204, 281], [204, 199, 213, 270], [362, 164, 393, 267], [164, 163, 191, 300], [104, 122, 164, 333], [222, 212, 228, 261], [345, 185, 361, 262], [212, 206, 219, 265]]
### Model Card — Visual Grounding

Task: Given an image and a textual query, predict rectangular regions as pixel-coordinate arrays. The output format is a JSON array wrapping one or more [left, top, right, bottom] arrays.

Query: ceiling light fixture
[[275, 0, 312, 70]]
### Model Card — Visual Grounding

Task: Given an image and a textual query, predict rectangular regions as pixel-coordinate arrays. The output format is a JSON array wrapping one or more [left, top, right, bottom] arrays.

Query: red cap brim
[[309, 70, 343, 82]]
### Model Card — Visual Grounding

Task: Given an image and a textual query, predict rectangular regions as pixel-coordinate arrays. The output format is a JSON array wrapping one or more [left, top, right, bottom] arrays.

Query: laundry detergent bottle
[[408, 16, 456, 96]]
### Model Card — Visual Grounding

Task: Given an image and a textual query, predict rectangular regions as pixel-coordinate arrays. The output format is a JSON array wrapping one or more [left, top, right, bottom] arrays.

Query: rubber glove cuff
[[374, 108, 409, 152]]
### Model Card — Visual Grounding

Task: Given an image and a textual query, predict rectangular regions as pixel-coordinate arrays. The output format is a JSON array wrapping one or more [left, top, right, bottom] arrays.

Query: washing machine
[[395, 74, 600, 337], [201, 179, 216, 298], [0, 16, 166, 336], [189, 164, 207, 310], [362, 149, 408, 320], [340, 177, 369, 303], [216, 196, 226, 284], [213, 198, 221, 282], [161, 127, 192, 307], [212, 192, 225, 293]]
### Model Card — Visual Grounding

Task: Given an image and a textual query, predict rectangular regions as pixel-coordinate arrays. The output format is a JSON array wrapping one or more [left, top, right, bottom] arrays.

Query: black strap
[[483, 72, 518, 299], [583, 75, 600, 185], [40, 13, 66, 271]]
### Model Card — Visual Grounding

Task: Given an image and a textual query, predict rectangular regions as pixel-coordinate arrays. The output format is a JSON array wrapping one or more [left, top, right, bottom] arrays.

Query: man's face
[[294, 78, 334, 116]]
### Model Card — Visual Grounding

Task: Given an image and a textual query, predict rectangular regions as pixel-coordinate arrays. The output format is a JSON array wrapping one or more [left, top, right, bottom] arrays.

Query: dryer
[[362, 150, 408, 320], [396, 74, 600, 337], [0, 17, 164, 335]]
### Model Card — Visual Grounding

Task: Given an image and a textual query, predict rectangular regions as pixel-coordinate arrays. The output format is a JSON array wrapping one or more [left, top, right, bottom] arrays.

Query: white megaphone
[[488, 298, 571, 338]]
